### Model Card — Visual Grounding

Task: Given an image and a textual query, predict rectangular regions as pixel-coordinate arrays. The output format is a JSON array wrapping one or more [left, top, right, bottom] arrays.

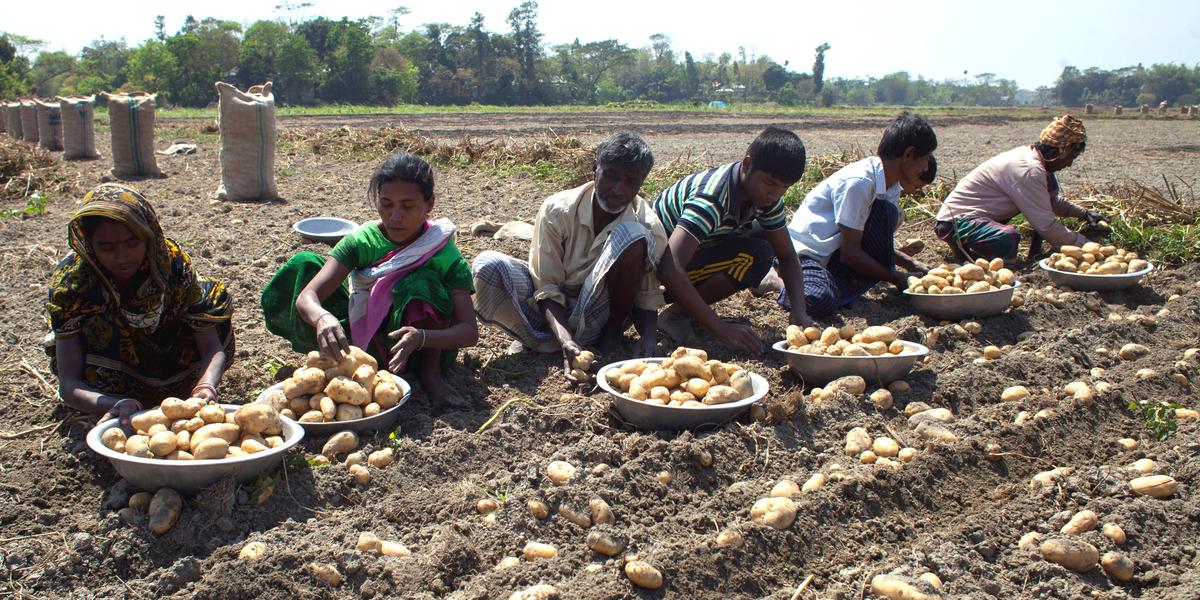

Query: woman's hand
[[316, 312, 350, 360], [387, 326, 423, 373], [102, 398, 143, 431]]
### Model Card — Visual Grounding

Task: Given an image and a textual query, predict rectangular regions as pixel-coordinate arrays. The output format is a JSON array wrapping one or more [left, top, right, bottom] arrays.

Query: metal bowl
[[85, 404, 305, 495], [772, 340, 929, 386], [1039, 258, 1153, 291], [903, 280, 1020, 320], [292, 217, 359, 244], [596, 358, 768, 430], [255, 376, 412, 436]]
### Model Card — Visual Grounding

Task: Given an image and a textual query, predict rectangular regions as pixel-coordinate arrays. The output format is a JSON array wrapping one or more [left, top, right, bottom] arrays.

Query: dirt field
[[0, 110, 1197, 599]]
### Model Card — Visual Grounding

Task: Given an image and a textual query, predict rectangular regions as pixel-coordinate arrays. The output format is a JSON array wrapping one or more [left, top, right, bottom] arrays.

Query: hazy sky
[[9, 0, 1200, 89]]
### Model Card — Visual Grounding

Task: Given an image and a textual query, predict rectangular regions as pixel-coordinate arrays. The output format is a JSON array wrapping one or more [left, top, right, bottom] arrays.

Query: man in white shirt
[[779, 112, 935, 316]]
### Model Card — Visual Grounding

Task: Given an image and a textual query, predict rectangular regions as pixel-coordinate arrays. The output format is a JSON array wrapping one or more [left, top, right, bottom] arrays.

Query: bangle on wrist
[[192, 383, 217, 400], [417, 329, 426, 350]]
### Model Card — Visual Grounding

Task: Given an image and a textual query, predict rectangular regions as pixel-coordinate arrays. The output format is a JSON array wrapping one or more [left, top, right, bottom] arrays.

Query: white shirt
[[787, 156, 900, 266]]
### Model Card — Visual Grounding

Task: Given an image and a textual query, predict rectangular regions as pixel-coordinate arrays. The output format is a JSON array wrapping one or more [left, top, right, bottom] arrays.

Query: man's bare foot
[[897, 238, 925, 255], [657, 304, 695, 344], [420, 369, 471, 408], [751, 267, 784, 297]]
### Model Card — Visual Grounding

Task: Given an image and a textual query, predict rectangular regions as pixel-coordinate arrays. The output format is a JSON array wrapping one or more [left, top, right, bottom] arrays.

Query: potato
[[1131, 458, 1156, 473], [362, 403, 381, 417], [319, 395, 337, 421], [299, 410, 325, 423], [872, 436, 900, 458], [703, 385, 740, 405], [305, 351, 336, 370], [127, 491, 153, 511], [829, 375, 866, 396], [356, 531, 383, 552], [148, 488, 182, 535], [620, 360, 648, 375], [842, 345, 870, 357], [670, 346, 707, 361], [750, 497, 797, 529], [624, 560, 663, 589], [125, 435, 153, 458], [322, 431, 359, 458], [1102, 523, 1127, 546], [729, 370, 754, 399], [870, 574, 940, 600], [191, 423, 240, 449], [771, 479, 800, 498], [585, 529, 625, 556], [351, 363, 377, 391], [1119, 343, 1149, 361], [349, 463, 371, 484], [672, 355, 706, 379], [1062, 510, 1098, 534], [147, 431, 178, 457], [844, 427, 871, 455], [374, 381, 403, 410], [368, 448, 394, 468], [1129, 475, 1176, 497], [523, 541, 558, 560], [546, 460, 576, 485], [101, 428, 127, 452], [1001, 385, 1030, 402], [1041, 538, 1099, 572], [325, 376, 370, 406], [869, 389, 894, 411], [194, 404, 225, 425], [558, 504, 591, 528], [240, 435, 270, 454], [627, 378, 650, 401], [508, 585, 559, 600], [264, 435, 284, 448], [239, 541, 268, 561], [669, 390, 697, 404], [527, 500, 550, 519], [235, 404, 281, 436], [193, 438, 229, 460], [1101, 551, 1135, 582], [146, 423, 169, 436], [677, 378, 709, 399], [131, 409, 170, 432], [860, 326, 897, 344], [166, 450, 194, 460], [309, 562, 343, 586], [649, 386, 671, 402], [284, 367, 326, 399], [571, 350, 595, 371], [336, 403, 364, 422], [161, 397, 202, 420], [785, 324, 805, 347]]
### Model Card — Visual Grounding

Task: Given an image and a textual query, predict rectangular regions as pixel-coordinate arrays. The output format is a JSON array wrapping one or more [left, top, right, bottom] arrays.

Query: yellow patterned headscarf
[[1039, 115, 1087, 149]]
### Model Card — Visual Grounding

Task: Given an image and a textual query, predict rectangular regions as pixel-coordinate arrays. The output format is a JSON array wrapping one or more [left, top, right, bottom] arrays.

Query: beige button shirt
[[529, 182, 669, 312]]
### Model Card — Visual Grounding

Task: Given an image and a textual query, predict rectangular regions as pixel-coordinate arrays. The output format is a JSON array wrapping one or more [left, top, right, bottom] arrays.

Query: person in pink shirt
[[934, 115, 1106, 261]]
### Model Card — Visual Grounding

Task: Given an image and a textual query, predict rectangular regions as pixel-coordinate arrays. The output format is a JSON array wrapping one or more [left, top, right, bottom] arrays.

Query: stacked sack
[[57, 95, 101, 160], [215, 81, 279, 201], [103, 91, 162, 177]]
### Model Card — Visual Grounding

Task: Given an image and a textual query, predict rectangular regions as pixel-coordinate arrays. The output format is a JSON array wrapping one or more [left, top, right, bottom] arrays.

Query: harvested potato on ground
[[1129, 475, 1176, 497], [586, 529, 625, 556], [527, 500, 550, 519], [322, 431, 359, 458], [870, 574, 941, 600], [239, 541, 267, 560], [348, 463, 371, 484], [624, 560, 664, 589], [309, 562, 343, 586], [1062, 510, 1098, 534], [750, 497, 797, 529], [148, 488, 182, 535], [1041, 538, 1099, 572], [546, 460, 576, 485], [368, 448, 394, 468], [523, 542, 558, 560], [1101, 551, 1135, 582]]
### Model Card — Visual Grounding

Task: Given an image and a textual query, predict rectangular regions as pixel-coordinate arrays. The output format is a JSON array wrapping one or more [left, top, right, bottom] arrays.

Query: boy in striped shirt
[[654, 127, 812, 348]]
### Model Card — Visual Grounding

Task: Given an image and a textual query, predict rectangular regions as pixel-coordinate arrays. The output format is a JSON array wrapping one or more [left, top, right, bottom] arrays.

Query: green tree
[[31, 51, 76, 97], [165, 19, 242, 106], [239, 20, 319, 103], [813, 43, 830, 93], [322, 18, 373, 103], [507, 1, 542, 103], [123, 40, 176, 95], [0, 34, 32, 98]]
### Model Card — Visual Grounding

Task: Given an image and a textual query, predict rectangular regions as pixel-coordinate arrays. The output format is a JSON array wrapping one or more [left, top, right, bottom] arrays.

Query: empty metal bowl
[[596, 358, 768, 430], [85, 404, 305, 495], [255, 377, 412, 436], [292, 217, 359, 244], [1039, 258, 1153, 291], [903, 281, 1020, 320], [772, 339, 929, 386]]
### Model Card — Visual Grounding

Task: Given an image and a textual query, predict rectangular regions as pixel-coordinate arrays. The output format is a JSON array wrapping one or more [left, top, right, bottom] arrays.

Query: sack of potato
[[786, 324, 909, 357], [98, 398, 286, 461], [604, 346, 755, 407], [906, 258, 1017, 295], [257, 346, 406, 424], [1047, 243, 1149, 275]]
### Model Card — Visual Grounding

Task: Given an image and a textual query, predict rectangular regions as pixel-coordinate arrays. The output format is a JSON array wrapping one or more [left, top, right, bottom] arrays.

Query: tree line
[[1, 3, 1197, 109]]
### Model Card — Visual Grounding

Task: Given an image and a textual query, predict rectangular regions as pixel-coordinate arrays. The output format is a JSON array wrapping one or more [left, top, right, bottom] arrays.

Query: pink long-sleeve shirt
[[937, 145, 1088, 248]]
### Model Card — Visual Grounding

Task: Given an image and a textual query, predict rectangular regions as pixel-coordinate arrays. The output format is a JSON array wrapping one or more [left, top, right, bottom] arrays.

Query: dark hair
[[745, 126, 807, 184], [877, 112, 938, 160], [595, 131, 654, 175], [1034, 141, 1086, 160], [78, 215, 127, 237], [919, 155, 937, 184], [368, 152, 435, 203]]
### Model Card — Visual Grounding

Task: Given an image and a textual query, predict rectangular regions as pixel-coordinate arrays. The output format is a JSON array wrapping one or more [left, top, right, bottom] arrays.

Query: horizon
[[6, 0, 1200, 90]]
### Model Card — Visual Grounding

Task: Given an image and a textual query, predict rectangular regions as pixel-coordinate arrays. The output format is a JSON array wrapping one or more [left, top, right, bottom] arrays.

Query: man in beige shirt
[[935, 115, 1105, 261]]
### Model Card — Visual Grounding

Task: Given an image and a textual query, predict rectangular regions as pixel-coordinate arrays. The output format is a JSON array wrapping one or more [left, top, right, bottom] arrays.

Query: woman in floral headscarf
[[934, 115, 1107, 261], [46, 183, 234, 428]]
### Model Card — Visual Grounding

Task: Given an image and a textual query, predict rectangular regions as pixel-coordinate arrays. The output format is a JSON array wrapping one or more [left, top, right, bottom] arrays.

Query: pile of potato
[[99, 398, 286, 461], [905, 258, 1017, 294], [604, 347, 755, 407], [257, 346, 405, 423], [1047, 242, 1149, 275], [785, 324, 910, 357]]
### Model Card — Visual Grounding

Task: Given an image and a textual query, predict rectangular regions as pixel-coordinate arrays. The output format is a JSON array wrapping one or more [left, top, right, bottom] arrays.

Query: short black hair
[[745, 126, 807, 184], [368, 152, 435, 203], [1034, 141, 1087, 160], [919, 155, 937, 184], [877, 112, 937, 160], [595, 131, 654, 175]]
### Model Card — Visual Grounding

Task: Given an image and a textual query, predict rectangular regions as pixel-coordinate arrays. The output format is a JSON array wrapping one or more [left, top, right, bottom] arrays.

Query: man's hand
[[561, 340, 587, 384], [102, 398, 143, 431], [386, 326, 422, 373], [789, 304, 813, 328], [715, 322, 762, 355], [1085, 210, 1107, 226]]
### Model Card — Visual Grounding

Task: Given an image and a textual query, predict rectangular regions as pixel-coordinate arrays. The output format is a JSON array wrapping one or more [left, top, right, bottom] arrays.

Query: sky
[[8, 0, 1200, 89]]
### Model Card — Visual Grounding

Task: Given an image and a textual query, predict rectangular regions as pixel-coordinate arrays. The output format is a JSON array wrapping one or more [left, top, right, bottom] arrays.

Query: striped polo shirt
[[653, 161, 788, 243]]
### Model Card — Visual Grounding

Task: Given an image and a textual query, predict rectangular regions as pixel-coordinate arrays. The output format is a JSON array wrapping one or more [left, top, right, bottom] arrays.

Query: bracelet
[[418, 329, 426, 350], [192, 383, 218, 400], [316, 312, 336, 325]]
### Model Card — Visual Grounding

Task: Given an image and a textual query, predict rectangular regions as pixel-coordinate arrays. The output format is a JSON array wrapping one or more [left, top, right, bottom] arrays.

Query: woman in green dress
[[261, 152, 478, 406], [47, 184, 234, 429]]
